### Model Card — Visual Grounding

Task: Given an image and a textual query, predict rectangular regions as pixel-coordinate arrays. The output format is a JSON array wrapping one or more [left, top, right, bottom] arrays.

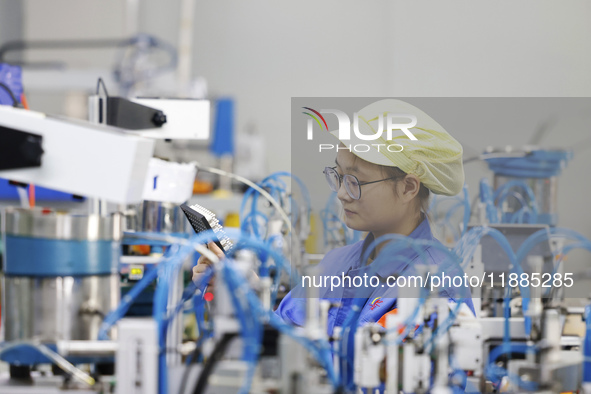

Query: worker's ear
[[396, 174, 421, 203]]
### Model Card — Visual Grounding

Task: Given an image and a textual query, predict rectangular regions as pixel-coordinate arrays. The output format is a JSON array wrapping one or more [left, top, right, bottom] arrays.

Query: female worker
[[274, 99, 474, 333], [193, 99, 474, 335]]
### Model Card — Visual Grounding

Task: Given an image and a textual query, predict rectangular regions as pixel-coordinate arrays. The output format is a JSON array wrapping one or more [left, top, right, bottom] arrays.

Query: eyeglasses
[[323, 166, 402, 200]]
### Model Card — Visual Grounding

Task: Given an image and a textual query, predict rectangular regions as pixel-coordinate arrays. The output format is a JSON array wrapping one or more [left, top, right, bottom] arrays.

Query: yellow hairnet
[[330, 99, 464, 196]]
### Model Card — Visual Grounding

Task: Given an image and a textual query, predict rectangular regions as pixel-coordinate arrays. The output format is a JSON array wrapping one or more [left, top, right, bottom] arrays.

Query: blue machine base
[[0, 343, 114, 366]]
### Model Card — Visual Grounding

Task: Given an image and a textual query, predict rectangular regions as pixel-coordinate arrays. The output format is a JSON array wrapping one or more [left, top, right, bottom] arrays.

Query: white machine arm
[[0, 106, 154, 204]]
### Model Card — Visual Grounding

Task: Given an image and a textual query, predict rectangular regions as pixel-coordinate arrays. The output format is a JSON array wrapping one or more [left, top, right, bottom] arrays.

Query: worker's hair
[[350, 154, 431, 218]]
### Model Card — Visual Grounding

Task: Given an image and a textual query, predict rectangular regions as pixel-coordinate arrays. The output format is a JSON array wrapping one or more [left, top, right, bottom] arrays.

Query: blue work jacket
[[275, 218, 474, 336]]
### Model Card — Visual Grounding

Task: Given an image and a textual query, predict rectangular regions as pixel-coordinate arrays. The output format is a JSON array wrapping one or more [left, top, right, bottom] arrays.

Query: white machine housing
[[130, 98, 210, 140], [0, 106, 155, 204], [141, 158, 197, 204]]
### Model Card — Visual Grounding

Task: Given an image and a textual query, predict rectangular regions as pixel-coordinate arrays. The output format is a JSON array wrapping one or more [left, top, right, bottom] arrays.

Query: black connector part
[[106, 97, 167, 130], [8, 180, 28, 188], [180, 203, 234, 254], [0, 125, 43, 170]]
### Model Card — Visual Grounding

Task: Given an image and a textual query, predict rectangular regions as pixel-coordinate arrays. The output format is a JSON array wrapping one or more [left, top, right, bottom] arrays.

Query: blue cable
[[449, 353, 468, 392], [153, 241, 201, 394], [321, 191, 361, 247], [163, 269, 213, 328], [99, 231, 226, 340], [493, 180, 535, 203], [455, 226, 533, 335], [443, 201, 466, 241], [321, 192, 343, 247], [515, 227, 591, 331], [264, 234, 286, 305], [515, 227, 589, 267], [153, 249, 175, 394], [536, 239, 591, 298], [101, 230, 234, 394], [241, 172, 311, 243], [241, 180, 283, 237], [338, 234, 470, 389], [240, 211, 269, 240], [424, 301, 464, 353], [98, 263, 159, 340], [159, 230, 298, 331], [221, 261, 263, 394], [250, 179, 283, 216], [233, 234, 296, 280], [494, 180, 539, 224], [479, 178, 499, 224], [485, 342, 538, 391], [187, 293, 211, 365], [503, 192, 531, 224], [503, 288, 512, 346], [265, 172, 312, 214], [218, 257, 339, 390], [429, 185, 470, 240], [461, 186, 471, 236], [248, 290, 339, 387]]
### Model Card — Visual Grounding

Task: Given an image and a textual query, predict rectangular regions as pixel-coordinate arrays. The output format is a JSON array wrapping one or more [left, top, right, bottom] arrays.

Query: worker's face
[[334, 150, 405, 238]]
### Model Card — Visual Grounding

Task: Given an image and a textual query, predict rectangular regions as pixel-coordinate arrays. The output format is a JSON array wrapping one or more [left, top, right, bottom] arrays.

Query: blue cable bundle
[[338, 234, 473, 390], [0, 63, 22, 107], [485, 342, 538, 391], [478, 177, 540, 224], [220, 258, 339, 390], [479, 178, 499, 224], [99, 230, 228, 394], [428, 185, 471, 242], [97, 218, 591, 392], [484, 149, 572, 179], [483, 149, 572, 226], [101, 228, 308, 394], [337, 225, 537, 391], [240, 171, 311, 240], [321, 192, 362, 247], [239, 171, 311, 303], [493, 180, 539, 224], [515, 227, 591, 301]]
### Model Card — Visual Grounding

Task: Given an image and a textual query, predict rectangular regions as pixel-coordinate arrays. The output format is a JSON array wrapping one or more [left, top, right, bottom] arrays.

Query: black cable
[[191, 333, 237, 394], [96, 77, 109, 97], [0, 82, 19, 107], [178, 337, 205, 394]]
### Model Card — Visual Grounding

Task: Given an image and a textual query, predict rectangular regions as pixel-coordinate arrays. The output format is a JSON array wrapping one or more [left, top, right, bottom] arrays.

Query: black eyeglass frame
[[323, 166, 404, 200]]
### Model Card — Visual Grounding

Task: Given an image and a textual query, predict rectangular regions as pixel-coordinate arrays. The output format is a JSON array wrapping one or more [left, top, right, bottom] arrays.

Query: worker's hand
[[192, 242, 225, 291]]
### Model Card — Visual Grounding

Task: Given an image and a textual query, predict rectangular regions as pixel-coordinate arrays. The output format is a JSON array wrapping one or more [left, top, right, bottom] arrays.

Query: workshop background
[[1, 1, 591, 393], [3, 0, 588, 265]]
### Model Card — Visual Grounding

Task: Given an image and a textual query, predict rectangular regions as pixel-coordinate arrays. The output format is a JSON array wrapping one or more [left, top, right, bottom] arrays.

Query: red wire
[[20, 93, 29, 110], [29, 184, 35, 208]]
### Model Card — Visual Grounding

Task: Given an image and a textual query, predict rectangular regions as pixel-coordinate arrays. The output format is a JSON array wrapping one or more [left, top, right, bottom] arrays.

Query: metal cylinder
[[2, 275, 119, 342], [137, 200, 190, 234], [57, 340, 118, 357], [1, 208, 122, 344], [3, 207, 122, 241], [485, 147, 571, 226]]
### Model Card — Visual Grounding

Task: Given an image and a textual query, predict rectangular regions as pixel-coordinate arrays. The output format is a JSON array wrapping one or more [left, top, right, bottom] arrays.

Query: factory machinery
[[1, 97, 591, 394]]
